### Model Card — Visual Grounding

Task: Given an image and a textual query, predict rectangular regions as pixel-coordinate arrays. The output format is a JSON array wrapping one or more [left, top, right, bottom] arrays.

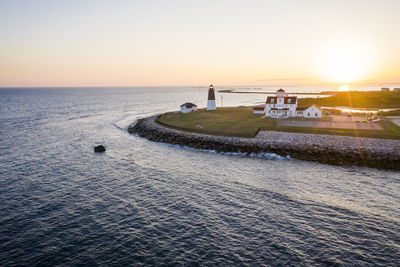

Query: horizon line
[[1, 82, 400, 89]]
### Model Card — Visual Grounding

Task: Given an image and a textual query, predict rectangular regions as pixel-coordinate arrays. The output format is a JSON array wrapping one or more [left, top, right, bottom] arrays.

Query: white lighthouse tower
[[207, 84, 216, 110]]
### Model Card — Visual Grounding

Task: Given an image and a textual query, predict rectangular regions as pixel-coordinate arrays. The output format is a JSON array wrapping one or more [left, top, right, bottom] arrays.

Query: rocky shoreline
[[128, 115, 400, 171]]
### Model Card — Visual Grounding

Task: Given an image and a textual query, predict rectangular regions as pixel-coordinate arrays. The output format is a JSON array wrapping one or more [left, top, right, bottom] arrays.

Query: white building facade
[[265, 89, 297, 118], [180, 102, 198, 113], [254, 89, 322, 119], [302, 105, 322, 118]]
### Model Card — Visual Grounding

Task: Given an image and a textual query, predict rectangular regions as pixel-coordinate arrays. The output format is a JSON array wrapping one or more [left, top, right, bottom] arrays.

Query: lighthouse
[[207, 84, 216, 110]]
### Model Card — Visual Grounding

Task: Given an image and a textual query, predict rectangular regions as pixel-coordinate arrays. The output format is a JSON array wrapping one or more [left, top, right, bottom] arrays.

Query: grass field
[[156, 108, 400, 139], [157, 107, 275, 138]]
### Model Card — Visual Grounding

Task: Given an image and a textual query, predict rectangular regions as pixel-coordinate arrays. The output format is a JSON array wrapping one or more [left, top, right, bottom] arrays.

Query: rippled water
[[1, 87, 399, 266]]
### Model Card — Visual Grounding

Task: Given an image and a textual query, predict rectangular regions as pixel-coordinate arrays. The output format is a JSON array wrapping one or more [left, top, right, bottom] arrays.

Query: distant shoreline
[[220, 90, 400, 110], [218, 89, 333, 95], [128, 115, 400, 171]]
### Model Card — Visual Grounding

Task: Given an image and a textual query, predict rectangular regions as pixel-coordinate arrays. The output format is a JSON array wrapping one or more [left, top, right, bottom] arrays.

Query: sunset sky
[[1, 0, 400, 87]]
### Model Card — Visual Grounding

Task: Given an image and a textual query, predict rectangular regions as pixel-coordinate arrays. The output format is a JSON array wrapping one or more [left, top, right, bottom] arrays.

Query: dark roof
[[181, 102, 197, 108], [266, 96, 297, 104], [271, 108, 289, 110], [208, 88, 215, 100], [284, 97, 297, 104], [277, 88, 285, 92], [253, 106, 265, 110], [296, 107, 307, 111]]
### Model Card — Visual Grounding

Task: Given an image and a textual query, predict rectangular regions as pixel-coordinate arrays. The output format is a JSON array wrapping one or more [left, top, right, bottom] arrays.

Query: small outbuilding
[[180, 102, 198, 113], [302, 104, 322, 118], [253, 106, 265, 115]]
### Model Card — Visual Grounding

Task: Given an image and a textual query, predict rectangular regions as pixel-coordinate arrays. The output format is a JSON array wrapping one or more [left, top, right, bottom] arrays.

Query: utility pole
[[221, 95, 223, 107]]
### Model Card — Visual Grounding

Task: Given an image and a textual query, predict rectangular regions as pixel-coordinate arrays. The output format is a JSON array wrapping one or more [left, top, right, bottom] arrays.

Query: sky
[[0, 0, 400, 87]]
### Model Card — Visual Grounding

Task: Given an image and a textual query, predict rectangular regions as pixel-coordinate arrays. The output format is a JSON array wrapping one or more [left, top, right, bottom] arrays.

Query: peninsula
[[128, 85, 400, 170], [128, 114, 400, 170]]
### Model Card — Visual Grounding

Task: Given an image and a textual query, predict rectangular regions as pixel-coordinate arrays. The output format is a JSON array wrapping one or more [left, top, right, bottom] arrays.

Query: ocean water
[[0, 87, 399, 266]]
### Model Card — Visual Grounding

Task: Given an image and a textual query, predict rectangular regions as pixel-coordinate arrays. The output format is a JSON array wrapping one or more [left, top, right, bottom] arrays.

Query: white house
[[253, 89, 322, 118], [264, 89, 297, 118], [180, 102, 198, 113], [207, 84, 216, 110]]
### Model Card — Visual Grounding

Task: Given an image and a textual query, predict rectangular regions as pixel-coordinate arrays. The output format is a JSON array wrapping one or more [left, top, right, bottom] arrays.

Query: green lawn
[[157, 107, 275, 137], [156, 107, 400, 139]]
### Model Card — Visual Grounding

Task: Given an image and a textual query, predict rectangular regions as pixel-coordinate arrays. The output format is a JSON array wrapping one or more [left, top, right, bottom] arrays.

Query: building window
[[288, 99, 291, 103], [271, 99, 274, 103], [315, 113, 318, 117], [308, 113, 310, 116]]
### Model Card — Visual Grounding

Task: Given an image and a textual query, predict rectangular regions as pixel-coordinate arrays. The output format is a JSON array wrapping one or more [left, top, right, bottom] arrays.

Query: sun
[[339, 85, 350, 91], [318, 43, 372, 84], [325, 51, 367, 83]]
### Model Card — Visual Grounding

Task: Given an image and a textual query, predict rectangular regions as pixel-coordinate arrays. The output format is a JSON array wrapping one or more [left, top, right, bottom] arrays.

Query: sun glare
[[325, 52, 367, 83], [319, 43, 373, 84], [339, 85, 350, 91]]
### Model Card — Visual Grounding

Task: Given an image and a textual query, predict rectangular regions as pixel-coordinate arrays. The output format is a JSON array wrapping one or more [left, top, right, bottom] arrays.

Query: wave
[[111, 109, 166, 130], [149, 139, 291, 160]]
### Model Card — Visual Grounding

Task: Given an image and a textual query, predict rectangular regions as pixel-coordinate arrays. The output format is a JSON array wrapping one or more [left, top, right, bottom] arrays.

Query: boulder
[[94, 145, 106, 153]]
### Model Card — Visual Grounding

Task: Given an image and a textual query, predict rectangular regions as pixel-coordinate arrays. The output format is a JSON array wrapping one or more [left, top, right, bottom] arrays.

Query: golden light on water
[[339, 85, 350, 91]]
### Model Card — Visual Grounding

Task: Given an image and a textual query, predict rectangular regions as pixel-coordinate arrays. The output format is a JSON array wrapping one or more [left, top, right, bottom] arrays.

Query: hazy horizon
[[1, 0, 400, 87], [2, 82, 400, 89]]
